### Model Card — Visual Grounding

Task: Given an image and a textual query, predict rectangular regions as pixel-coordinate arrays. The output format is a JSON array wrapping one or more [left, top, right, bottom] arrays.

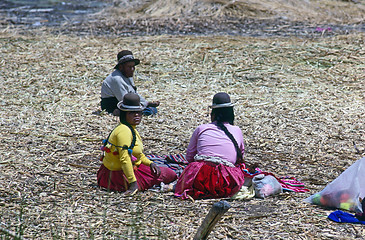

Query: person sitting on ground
[[97, 93, 177, 193], [100, 50, 160, 116], [174, 92, 248, 200]]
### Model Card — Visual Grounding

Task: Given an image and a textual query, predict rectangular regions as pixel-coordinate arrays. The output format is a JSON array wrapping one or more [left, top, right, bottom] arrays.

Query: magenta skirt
[[174, 161, 246, 199], [97, 164, 177, 192]]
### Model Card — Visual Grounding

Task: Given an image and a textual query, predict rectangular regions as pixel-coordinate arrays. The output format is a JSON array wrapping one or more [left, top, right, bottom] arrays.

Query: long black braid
[[212, 107, 243, 164], [119, 111, 137, 154]]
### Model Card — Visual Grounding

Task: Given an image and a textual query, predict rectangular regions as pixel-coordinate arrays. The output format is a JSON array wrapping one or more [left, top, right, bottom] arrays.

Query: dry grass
[[1, 29, 365, 239], [106, 0, 365, 24], [1, 0, 365, 238], [75, 0, 365, 37]]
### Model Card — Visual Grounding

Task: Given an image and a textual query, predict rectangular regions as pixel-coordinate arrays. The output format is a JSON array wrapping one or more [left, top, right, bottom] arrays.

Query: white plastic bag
[[305, 157, 365, 213], [253, 174, 282, 198], [230, 185, 255, 200]]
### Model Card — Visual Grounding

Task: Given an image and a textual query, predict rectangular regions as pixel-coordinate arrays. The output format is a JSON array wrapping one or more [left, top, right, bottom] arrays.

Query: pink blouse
[[186, 122, 245, 165]]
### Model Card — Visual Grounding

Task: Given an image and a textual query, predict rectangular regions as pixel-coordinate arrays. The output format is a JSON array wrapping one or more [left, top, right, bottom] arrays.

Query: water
[[0, 0, 109, 27]]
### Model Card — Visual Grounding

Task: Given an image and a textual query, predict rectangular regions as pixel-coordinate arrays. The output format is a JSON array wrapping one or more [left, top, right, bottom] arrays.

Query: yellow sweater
[[102, 124, 152, 183]]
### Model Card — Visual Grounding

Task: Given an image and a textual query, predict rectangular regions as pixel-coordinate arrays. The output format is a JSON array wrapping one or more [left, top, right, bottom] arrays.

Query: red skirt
[[192, 164, 237, 199], [97, 164, 177, 192], [174, 161, 245, 200]]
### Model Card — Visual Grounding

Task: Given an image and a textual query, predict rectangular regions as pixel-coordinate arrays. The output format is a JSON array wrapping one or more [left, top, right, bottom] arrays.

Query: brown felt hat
[[114, 50, 140, 69], [209, 92, 235, 109], [117, 93, 145, 111]]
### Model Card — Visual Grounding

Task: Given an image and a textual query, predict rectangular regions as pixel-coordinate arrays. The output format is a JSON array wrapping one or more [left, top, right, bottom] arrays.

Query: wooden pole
[[194, 200, 231, 240]]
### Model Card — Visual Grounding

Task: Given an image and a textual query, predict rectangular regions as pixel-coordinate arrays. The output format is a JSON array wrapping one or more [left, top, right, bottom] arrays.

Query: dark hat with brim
[[117, 93, 145, 111], [209, 92, 235, 109], [114, 50, 140, 69]]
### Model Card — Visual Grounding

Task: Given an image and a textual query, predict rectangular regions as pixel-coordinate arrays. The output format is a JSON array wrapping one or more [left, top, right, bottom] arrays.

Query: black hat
[[209, 92, 235, 109], [114, 50, 140, 69], [117, 93, 145, 111]]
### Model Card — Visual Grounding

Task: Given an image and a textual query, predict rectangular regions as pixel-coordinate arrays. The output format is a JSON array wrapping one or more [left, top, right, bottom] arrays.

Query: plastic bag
[[231, 184, 255, 200], [305, 157, 365, 213], [252, 174, 282, 198]]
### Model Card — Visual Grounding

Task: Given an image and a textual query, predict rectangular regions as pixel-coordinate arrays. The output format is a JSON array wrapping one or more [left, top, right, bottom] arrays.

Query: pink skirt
[[97, 164, 177, 192]]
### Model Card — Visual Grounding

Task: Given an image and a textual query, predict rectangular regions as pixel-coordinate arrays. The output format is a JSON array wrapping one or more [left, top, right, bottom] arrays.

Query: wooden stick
[[194, 200, 231, 240]]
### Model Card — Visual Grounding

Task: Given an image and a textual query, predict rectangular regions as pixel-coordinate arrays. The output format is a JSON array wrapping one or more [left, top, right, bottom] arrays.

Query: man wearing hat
[[100, 50, 160, 116]]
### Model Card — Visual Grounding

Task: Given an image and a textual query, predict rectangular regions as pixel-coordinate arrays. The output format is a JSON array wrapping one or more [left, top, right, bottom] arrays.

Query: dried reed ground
[[105, 0, 365, 24], [0, 30, 365, 239]]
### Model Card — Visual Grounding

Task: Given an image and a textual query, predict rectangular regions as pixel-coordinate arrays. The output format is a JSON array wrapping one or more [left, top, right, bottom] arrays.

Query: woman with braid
[[97, 93, 177, 193], [175, 92, 247, 199]]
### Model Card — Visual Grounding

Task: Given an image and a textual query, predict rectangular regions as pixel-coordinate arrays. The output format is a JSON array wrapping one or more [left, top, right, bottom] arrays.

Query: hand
[[125, 181, 138, 195], [150, 162, 161, 178], [247, 163, 259, 174], [148, 101, 160, 107]]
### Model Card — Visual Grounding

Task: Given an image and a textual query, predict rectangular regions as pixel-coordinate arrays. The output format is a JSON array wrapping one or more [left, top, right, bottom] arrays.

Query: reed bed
[[0, 29, 364, 239], [105, 0, 365, 24], [48, 0, 365, 37]]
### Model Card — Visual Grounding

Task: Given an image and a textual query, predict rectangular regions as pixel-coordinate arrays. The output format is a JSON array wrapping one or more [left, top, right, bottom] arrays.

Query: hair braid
[[119, 111, 137, 153], [125, 123, 136, 151], [216, 121, 243, 164]]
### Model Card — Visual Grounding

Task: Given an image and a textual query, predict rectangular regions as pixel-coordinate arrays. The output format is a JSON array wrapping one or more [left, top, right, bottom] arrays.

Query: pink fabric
[[174, 161, 246, 199], [97, 164, 177, 192], [241, 169, 310, 193], [135, 164, 177, 190], [186, 122, 244, 165]]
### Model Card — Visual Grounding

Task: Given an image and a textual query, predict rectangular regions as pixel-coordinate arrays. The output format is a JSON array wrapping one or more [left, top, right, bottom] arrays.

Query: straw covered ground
[[1, 0, 365, 239], [59, 0, 365, 36]]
